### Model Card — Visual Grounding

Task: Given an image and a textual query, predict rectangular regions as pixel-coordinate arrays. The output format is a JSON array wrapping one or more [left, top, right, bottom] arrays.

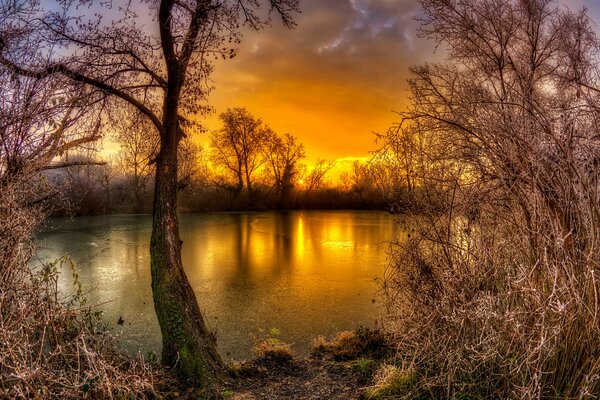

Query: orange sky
[[100, 0, 599, 180], [195, 0, 600, 179], [197, 0, 437, 177]]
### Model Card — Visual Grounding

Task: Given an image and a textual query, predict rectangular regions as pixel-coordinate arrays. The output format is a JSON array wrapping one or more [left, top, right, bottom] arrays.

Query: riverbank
[[224, 355, 369, 399], [161, 328, 397, 400]]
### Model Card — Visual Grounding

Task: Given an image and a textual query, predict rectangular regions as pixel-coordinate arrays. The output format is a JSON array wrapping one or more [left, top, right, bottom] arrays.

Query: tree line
[[52, 106, 421, 214]]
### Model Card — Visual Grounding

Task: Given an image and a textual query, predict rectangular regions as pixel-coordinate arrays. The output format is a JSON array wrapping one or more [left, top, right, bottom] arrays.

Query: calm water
[[36, 210, 398, 360]]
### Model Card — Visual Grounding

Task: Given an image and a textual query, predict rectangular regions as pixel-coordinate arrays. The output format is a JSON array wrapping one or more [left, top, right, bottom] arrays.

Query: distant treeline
[[48, 107, 422, 215], [46, 159, 419, 215]]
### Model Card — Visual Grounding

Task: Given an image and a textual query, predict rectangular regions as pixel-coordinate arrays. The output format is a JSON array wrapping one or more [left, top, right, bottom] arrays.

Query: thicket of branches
[[53, 154, 412, 213], [0, 25, 159, 398], [383, 0, 600, 398]]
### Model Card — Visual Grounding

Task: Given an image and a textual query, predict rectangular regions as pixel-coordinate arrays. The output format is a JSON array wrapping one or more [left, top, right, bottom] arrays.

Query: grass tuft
[[311, 327, 389, 360], [253, 338, 294, 363], [364, 365, 417, 400]]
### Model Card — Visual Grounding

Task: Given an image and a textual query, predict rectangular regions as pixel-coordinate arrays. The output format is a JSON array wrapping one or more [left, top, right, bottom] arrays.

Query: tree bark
[[150, 92, 223, 385]]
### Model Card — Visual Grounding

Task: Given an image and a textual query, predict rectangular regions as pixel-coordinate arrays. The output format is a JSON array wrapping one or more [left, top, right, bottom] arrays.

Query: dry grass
[[363, 364, 417, 400], [384, 190, 600, 398], [252, 338, 294, 363], [312, 331, 359, 358], [0, 180, 161, 398], [312, 327, 389, 360]]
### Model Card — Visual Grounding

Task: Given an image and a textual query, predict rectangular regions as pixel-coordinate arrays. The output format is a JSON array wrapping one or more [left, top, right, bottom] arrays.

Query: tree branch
[[0, 56, 164, 133], [42, 160, 107, 170]]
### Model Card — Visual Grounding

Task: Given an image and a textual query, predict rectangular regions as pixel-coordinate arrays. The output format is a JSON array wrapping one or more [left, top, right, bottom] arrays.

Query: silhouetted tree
[[113, 112, 157, 212], [210, 107, 272, 204], [178, 136, 204, 191], [264, 132, 305, 207], [303, 158, 335, 195]]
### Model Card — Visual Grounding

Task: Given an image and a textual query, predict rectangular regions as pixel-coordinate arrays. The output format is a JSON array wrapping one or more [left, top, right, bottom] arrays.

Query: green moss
[[351, 358, 378, 379]]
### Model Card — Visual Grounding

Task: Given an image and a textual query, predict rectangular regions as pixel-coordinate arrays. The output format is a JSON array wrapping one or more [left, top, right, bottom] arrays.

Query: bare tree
[[112, 111, 158, 213], [210, 107, 272, 204], [302, 158, 335, 197], [383, 0, 600, 397], [374, 123, 424, 194], [0, 0, 299, 385], [178, 136, 204, 191], [264, 132, 305, 207]]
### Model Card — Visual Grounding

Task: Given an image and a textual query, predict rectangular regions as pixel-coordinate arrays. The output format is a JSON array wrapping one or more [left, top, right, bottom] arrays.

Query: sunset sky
[[93, 0, 600, 180], [196, 0, 600, 178], [201, 0, 436, 175]]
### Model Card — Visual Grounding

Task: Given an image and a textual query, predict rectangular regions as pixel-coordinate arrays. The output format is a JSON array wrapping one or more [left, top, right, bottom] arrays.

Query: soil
[[163, 329, 390, 399], [221, 356, 373, 400]]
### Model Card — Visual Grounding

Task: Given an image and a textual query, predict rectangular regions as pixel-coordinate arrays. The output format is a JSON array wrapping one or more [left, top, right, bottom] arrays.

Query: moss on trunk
[[150, 124, 224, 386]]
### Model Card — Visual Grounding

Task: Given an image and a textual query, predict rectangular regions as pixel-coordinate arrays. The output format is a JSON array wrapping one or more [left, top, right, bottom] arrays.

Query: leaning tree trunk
[[150, 107, 223, 385]]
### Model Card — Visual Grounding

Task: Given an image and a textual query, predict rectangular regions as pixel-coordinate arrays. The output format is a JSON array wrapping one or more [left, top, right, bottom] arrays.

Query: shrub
[[381, 0, 600, 397], [311, 327, 389, 360]]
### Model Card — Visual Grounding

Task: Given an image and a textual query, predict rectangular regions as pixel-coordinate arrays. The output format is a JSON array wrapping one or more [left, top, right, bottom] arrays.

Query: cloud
[[200, 1, 437, 165]]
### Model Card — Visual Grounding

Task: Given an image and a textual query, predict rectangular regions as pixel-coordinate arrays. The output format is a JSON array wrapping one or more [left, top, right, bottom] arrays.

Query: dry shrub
[[0, 179, 161, 398], [311, 327, 389, 360], [381, 1, 600, 397], [0, 31, 161, 397], [384, 124, 600, 397]]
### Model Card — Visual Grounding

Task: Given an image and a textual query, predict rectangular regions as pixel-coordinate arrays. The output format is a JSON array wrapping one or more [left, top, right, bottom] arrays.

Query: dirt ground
[[223, 356, 372, 400]]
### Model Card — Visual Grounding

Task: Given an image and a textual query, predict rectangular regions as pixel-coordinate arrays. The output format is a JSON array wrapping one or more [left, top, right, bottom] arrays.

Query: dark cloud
[[202, 0, 600, 168], [223, 0, 431, 92], [204, 0, 437, 163]]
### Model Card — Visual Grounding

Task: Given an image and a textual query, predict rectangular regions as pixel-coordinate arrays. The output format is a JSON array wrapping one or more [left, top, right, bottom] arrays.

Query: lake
[[36, 210, 398, 361]]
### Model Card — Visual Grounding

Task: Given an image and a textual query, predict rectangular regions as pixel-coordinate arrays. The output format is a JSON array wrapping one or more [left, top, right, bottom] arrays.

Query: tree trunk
[[245, 167, 254, 205], [150, 111, 223, 385], [234, 172, 244, 200], [134, 172, 143, 213]]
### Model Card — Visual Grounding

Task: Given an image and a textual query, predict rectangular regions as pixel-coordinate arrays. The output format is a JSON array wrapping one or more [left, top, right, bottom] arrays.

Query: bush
[[381, 1, 600, 397], [0, 180, 160, 398]]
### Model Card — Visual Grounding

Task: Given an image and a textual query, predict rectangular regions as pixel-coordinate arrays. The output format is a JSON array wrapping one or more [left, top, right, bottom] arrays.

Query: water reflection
[[37, 211, 398, 360]]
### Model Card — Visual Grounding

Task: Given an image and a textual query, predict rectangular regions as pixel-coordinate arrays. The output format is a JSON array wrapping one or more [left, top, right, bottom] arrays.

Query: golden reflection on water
[[38, 211, 398, 360], [296, 213, 305, 257]]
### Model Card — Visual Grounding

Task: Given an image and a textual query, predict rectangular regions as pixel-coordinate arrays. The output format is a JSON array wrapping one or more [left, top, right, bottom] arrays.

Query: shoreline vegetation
[[44, 162, 415, 217], [127, 326, 404, 399], [3, 0, 600, 397]]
